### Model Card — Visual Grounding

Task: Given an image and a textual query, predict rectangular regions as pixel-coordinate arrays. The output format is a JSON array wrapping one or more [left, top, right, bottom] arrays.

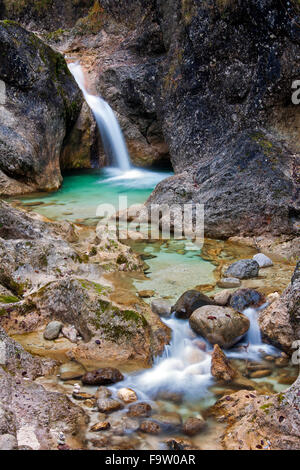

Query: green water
[[16, 168, 171, 225], [15, 167, 216, 300]]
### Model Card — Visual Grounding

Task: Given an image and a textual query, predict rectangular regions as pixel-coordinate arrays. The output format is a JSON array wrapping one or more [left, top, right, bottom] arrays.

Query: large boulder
[[259, 262, 300, 354], [171, 290, 215, 319], [189, 306, 250, 349], [0, 21, 82, 196]]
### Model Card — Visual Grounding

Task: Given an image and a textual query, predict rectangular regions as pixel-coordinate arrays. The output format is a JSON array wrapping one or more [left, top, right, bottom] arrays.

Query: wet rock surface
[[172, 289, 216, 319], [82, 367, 124, 386], [211, 345, 236, 383]]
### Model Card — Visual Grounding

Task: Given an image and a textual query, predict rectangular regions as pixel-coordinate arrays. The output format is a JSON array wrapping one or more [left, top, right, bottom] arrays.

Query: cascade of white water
[[68, 62, 131, 172]]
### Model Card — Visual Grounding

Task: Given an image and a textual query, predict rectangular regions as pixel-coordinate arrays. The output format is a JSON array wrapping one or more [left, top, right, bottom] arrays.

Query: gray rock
[[62, 325, 78, 343], [253, 253, 273, 268], [224, 260, 259, 280], [43, 321, 63, 341], [230, 289, 265, 313], [0, 434, 18, 450], [0, 21, 82, 196], [189, 306, 250, 349], [151, 299, 171, 317]]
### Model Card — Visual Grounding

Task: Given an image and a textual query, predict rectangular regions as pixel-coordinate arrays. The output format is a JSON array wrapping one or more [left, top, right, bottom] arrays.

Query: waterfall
[[68, 62, 131, 172]]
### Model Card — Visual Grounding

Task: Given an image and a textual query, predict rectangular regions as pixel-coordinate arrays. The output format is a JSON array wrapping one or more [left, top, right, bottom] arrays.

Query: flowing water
[[69, 63, 131, 172]]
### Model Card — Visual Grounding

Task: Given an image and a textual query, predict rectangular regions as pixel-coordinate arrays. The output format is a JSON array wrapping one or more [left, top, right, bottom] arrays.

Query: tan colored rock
[[138, 290, 156, 298], [151, 412, 182, 429], [117, 388, 137, 404], [97, 398, 123, 413], [217, 278, 241, 288], [214, 290, 234, 306], [211, 345, 236, 382], [72, 392, 95, 401], [90, 422, 111, 432], [189, 306, 250, 348]]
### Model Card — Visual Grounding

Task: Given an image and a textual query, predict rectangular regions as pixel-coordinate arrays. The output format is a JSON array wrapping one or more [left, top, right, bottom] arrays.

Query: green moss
[[0, 271, 26, 297], [123, 309, 147, 327], [277, 393, 285, 404], [260, 403, 273, 414], [116, 253, 127, 265], [74, 0, 105, 36], [0, 308, 7, 316], [0, 295, 20, 303], [39, 254, 48, 267], [79, 279, 108, 296], [89, 246, 97, 256], [181, 0, 197, 25]]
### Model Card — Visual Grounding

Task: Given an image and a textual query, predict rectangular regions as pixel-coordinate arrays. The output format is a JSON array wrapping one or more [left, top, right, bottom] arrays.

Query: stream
[[13, 167, 298, 450], [9, 64, 297, 450]]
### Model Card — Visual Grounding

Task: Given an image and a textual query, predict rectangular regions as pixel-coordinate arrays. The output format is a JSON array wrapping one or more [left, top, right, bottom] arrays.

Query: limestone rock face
[[0, 21, 82, 196], [1, 0, 94, 31], [0, 327, 87, 450], [0, 366, 88, 450], [145, 0, 300, 239], [189, 306, 250, 349], [259, 263, 300, 354]]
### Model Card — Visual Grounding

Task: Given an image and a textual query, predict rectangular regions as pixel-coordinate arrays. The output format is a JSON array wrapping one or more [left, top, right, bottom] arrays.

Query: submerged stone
[[82, 368, 124, 386]]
